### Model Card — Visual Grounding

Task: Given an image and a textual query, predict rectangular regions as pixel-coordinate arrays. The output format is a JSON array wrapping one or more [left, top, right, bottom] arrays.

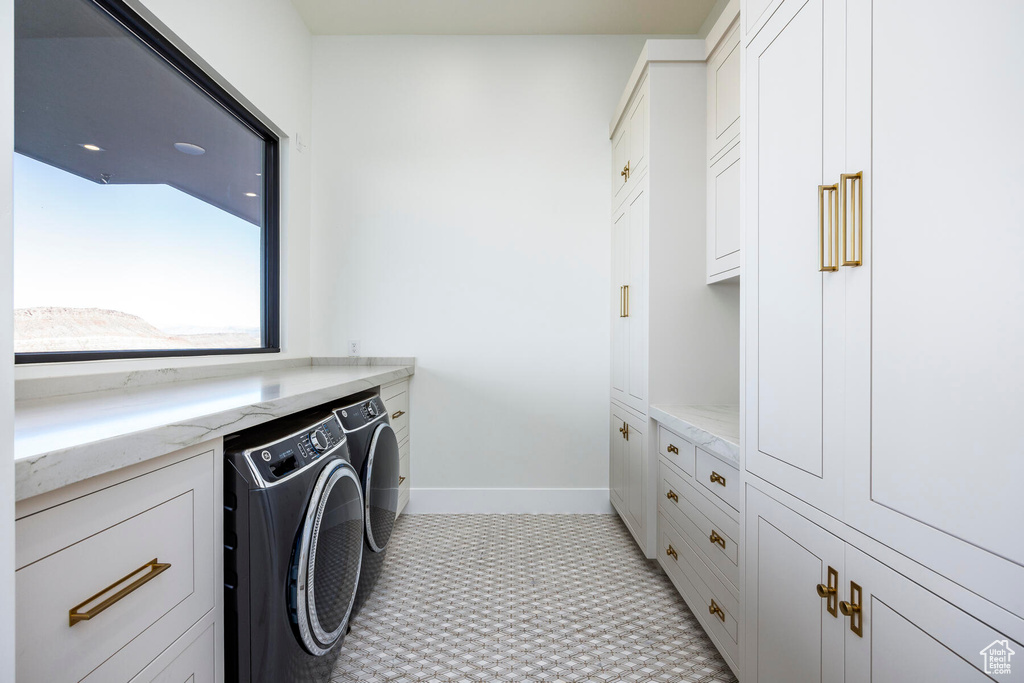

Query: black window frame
[[14, 0, 281, 364]]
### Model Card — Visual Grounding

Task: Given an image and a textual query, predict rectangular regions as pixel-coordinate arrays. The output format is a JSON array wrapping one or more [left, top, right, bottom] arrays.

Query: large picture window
[[13, 0, 279, 362]]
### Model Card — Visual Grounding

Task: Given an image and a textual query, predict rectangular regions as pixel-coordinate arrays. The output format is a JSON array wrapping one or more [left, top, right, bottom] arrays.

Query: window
[[13, 0, 279, 362]]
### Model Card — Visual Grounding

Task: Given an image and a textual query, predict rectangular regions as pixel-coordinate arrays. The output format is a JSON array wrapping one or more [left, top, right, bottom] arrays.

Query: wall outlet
[[348, 340, 360, 356]]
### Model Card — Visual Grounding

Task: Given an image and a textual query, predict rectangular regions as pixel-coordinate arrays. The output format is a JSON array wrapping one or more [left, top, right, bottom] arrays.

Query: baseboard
[[404, 488, 614, 514]]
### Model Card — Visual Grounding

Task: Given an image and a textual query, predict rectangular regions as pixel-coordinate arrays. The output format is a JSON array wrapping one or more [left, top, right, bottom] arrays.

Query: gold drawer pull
[[398, 476, 406, 485], [818, 183, 839, 272], [841, 171, 864, 267], [666, 490, 679, 503], [709, 530, 726, 549], [619, 422, 629, 441], [665, 544, 678, 560], [839, 581, 864, 637], [816, 566, 839, 618], [69, 558, 171, 627], [709, 471, 727, 487], [709, 599, 726, 622], [667, 444, 679, 455], [621, 161, 630, 181], [391, 410, 405, 419], [623, 285, 629, 317]]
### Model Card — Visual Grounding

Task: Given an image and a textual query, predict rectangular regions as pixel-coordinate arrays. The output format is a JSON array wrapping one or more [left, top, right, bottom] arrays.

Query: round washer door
[[293, 460, 364, 656], [365, 423, 400, 552]]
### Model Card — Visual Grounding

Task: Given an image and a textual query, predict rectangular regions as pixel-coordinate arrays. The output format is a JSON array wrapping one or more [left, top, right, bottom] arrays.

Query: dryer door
[[293, 460, 364, 655], [364, 423, 400, 552]]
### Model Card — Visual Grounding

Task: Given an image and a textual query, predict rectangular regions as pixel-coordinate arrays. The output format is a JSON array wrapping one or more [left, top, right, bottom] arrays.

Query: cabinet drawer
[[659, 462, 739, 592], [382, 380, 409, 443], [658, 426, 695, 477], [131, 621, 216, 683], [16, 452, 215, 683], [695, 448, 739, 512], [397, 442, 410, 517], [659, 515, 739, 665]]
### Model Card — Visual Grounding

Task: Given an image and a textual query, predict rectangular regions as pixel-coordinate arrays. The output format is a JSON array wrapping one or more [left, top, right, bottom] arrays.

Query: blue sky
[[13, 153, 262, 332]]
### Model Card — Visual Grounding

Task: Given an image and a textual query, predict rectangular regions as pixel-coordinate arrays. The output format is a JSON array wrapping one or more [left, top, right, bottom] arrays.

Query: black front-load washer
[[334, 390, 400, 617], [224, 409, 364, 683]]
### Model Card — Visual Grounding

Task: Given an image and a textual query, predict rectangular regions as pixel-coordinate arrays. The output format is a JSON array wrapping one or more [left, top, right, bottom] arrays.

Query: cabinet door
[[611, 122, 629, 209], [707, 141, 741, 282], [610, 405, 627, 513], [623, 409, 647, 540], [625, 180, 647, 413], [844, 547, 1024, 683], [745, 486, 845, 683], [744, 0, 846, 516], [843, 0, 1024, 617], [610, 206, 629, 406], [708, 22, 741, 161], [627, 80, 649, 184]]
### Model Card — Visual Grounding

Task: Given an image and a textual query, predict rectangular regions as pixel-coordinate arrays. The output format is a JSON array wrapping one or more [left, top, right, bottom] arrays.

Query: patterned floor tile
[[332, 514, 737, 683]]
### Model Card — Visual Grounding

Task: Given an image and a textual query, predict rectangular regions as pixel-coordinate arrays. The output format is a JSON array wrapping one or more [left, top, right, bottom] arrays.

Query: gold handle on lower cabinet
[[667, 444, 679, 455], [839, 581, 864, 637], [399, 476, 406, 485], [623, 285, 629, 317], [709, 599, 726, 622], [666, 545, 678, 560], [816, 566, 839, 618], [841, 171, 864, 266], [709, 530, 726, 549], [709, 471, 727, 487], [619, 286, 626, 317], [391, 410, 405, 419], [819, 183, 839, 272], [666, 490, 679, 503], [623, 423, 629, 441], [69, 558, 171, 626]]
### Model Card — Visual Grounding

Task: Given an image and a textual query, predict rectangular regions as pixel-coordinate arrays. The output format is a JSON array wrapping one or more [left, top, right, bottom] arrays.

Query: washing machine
[[224, 409, 364, 683], [334, 390, 400, 617]]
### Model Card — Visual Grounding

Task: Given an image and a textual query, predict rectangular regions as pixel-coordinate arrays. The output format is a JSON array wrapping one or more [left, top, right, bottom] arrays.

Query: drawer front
[[658, 426, 695, 477], [659, 462, 739, 591], [17, 451, 215, 683], [695, 448, 740, 512], [131, 622, 216, 683], [383, 380, 409, 443], [660, 515, 739, 665], [397, 442, 410, 516]]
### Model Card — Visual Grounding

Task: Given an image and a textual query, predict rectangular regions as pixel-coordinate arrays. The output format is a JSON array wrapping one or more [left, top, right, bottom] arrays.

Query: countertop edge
[[649, 404, 740, 467], [15, 365, 413, 502]]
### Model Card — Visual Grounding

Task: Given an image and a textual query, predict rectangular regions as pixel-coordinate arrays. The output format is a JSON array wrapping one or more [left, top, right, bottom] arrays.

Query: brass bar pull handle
[[709, 530, 726, 549], [624, 423, 629, 441], [69, 558, 171, 627], [709, 471, 727, 487], [667, 444, 679, 455], [666, 490, 679, 503], [398, 476, 406, 485], [619, 422, 629, 441], [623, 285, 629, 317], [841, 171, 864, 266], [839, 581, 864, 637], [818, 183, 839, 272], [620, 161, 630, 181], [619, 286, 625, 318], [391, 410, 405, 419], [709, 600, 726, 622], [816, 566, 839, 618], [666, 545, 678, 560]]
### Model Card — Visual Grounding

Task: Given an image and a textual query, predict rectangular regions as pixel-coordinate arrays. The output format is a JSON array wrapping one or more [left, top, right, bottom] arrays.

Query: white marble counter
[[15, 361, 414, 501], [649, 404, 740, 467]]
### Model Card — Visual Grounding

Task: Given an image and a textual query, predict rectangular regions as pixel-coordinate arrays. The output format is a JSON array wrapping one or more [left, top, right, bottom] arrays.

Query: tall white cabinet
[[743, 0, 1024, 679], [608, 40, 740, 557]]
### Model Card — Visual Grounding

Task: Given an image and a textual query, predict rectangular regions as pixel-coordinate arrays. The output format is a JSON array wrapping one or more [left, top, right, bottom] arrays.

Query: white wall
[[14, 0, 313, 380], [310, 35, 650, 510], [1, 0, 14, 675]]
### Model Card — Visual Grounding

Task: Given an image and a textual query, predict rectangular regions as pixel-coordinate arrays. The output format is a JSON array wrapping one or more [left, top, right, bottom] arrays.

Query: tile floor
[[332, 514, 738, 683]]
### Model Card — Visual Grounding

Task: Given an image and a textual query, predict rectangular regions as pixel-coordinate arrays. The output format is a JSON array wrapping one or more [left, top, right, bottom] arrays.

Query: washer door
[[293, 460, 364, 656], [364, 423, 400, 552]]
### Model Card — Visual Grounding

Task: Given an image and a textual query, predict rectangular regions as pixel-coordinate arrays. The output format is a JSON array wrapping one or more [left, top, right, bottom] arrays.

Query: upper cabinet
[[706, 15, 741, 283], [611, 78, 649, 212]]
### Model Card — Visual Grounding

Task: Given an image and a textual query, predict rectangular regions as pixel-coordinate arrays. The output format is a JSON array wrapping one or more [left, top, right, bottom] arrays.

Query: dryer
[[224, 410, 364, 683], [334, 390, 400, 617]]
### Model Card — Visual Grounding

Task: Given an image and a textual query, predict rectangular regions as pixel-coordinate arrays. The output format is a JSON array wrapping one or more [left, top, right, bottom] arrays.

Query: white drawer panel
[[383, 380, 409, 443], [397, 442, 410, 517], [16, 452, 215, 683], [659, 462, 739, 592], [131, 621, 216, 683], [658, 426, 695, 477], [695, 448, 740, 513]]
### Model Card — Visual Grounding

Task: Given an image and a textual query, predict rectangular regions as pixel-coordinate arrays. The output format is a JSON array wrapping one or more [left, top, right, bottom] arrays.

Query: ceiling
[[290, 0, 720, 36]]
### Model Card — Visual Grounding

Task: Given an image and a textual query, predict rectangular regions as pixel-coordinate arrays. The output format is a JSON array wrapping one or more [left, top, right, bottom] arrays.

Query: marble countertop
[[648, 404, 740, 467], [14, 361, 414, 501]]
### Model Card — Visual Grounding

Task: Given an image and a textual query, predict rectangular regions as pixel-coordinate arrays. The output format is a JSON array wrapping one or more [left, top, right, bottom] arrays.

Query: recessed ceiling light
[[174, 142, 206, 155], [79, 144, 104, 151], [245, 192, 259, 197]]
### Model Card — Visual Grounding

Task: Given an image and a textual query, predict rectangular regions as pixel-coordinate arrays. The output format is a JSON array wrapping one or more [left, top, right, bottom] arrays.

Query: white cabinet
[[706, 17, 741, 283], [610, 403, 647, 545], [706, 142, 740, 282], [382, 378, 411, 516], [610, 180, 648, 415]]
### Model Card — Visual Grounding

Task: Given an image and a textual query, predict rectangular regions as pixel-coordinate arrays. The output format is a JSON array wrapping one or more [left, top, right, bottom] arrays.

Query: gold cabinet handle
[[623, 285, 629, 317], [665, 544, 678, 560], [621, 161, 630, 181], [709, 530, 726, 549], [69, 558, 171, 627], [619, 286, 625, 318], [841, 171, 864, 266], [818, 183, 839, 272], [666, 490, 679, 503], [618, 422, 629, 440], [391, 410, 405, 419], [398, 476, 406, 485], [709, 471, 727, 487], [816, 566, 839, 618], [667, 444, 679, 455], [839, 581, 864, 637], [709, 599, 726, 622]]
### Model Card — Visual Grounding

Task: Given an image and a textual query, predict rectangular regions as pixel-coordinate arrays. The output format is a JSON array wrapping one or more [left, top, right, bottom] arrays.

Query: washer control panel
[[336, 396, 386, 432], [247, 415, 345, 484]]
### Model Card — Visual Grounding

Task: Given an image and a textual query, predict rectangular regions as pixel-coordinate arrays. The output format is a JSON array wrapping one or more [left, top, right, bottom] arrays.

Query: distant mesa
[[14, 306, 260, 353]]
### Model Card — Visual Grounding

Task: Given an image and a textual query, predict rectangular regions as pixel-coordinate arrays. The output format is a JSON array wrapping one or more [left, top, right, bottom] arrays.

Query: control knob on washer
[[366, 401, 378, 417], [310, 428, 330, 452]]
